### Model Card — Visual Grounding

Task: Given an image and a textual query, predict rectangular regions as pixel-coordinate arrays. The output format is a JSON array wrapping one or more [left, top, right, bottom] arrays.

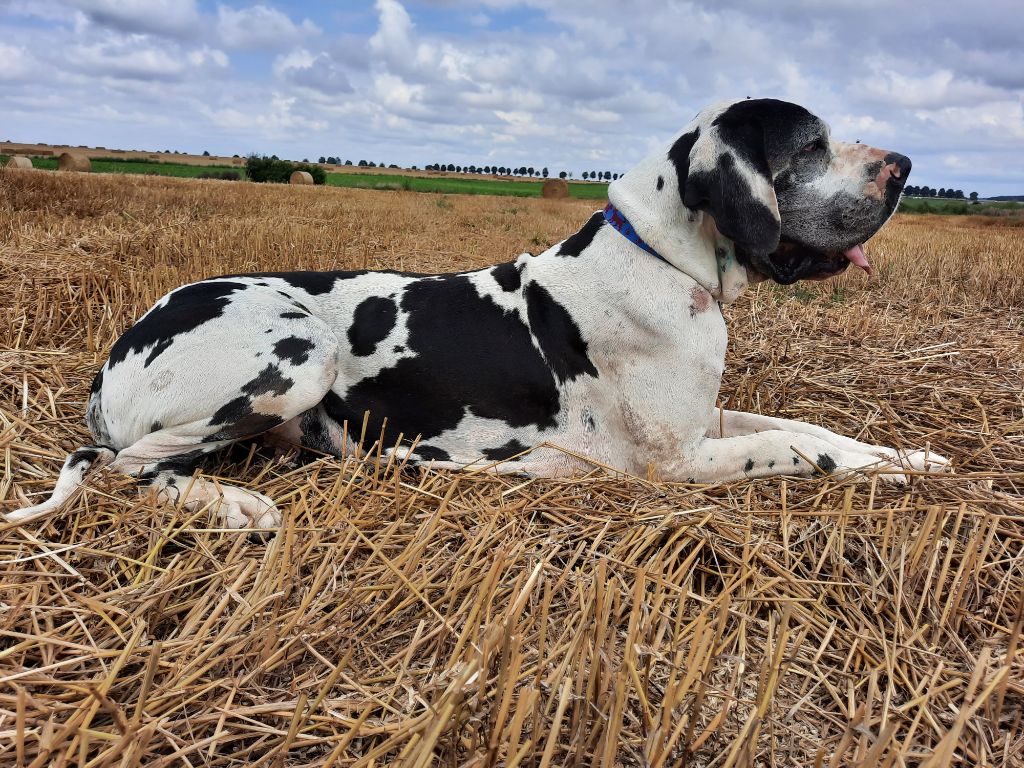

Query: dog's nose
[[882, 153, 911, 187]]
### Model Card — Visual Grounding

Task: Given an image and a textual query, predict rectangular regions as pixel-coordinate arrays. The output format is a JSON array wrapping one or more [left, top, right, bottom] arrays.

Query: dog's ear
[[671, 122, 781, 255]]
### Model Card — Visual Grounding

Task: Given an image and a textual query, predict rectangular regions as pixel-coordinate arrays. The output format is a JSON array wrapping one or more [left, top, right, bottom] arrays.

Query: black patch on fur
[[816, 454, 837, 474], [524, 282, 598, 384], [793, 456, 800, 465], [244, 364, 294, 397], [656, 175, 664, 191], [90, 367, 104, 395], [556, 212, 604, 257], [491, 261, 522, 291], [151, 421, 163, 432], [272, 336, 315, 366], [107, 281, 244, 369], [667, 128, 700, 207], [744, 458, 754, 472], [415, 445, 451, 462], [393, 345, 404, 353], [712, 98, 818, 171], [138, 449, 207, 483], [348, 296, 398, 356], [768, 460, 775, 469], [280, 311, 307, 319], [331, 275, 562, 451], [226, 269, 425, 296], [685, 154, 780, 254], [68, 448, 100, 470], [205, 375, 288, 441], [296, 406, 341, 456], [483, 440, 528, 461]]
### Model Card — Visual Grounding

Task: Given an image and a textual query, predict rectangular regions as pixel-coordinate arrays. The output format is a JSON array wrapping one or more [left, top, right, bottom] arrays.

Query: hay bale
[[58, 153, 91, 172], [541, 178, 570, 199], [6, 156, 33, 169], [232, 158, 244, 165], [290, 170, 314, 185]]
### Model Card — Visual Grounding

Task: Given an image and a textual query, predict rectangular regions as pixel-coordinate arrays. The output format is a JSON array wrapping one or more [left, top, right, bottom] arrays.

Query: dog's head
[[609, 98, 910, 289]]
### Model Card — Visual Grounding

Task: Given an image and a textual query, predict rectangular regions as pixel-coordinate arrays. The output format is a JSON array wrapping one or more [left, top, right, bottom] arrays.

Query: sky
[[1, 0, 1022, 195]]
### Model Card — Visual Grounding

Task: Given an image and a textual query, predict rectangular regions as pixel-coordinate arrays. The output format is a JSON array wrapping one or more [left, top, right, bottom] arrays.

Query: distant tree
[[456, 166, 462, 173], [613, 173, 619, 180], [542, 167, 548, 178], [345, 160, 353, 165], [904, 184, 916, 196], [202, 150, 210, 156], [603, 171, 611, 180], [955, 189, 964, 199], [318, 156, 326, 164], [582, 171, 589, 180], [246, 155, 325, 185], [447, 163, 455, 172], [232, 153, 240, 158], [528, 167, 535, 177], [558, 170, 567, 179], [358, 160, 368, 166], [969, 191, 978, 201], [939, 188, 947, 197]]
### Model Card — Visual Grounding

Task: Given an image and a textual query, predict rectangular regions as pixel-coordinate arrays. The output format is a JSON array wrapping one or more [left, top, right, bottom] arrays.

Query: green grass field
[[6, 155, 244, 179], [898, 196, 1024, 215], [322, 171, 608, 199]]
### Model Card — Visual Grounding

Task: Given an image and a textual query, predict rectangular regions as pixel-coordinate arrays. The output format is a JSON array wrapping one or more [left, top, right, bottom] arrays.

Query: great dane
[[10, 98, 948, 529]]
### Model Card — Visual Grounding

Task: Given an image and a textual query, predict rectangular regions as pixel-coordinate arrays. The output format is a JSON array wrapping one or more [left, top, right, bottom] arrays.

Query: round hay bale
[[6, 156, 33, 170], [541, 178, 570, 199], [58, 153, 91, 172], [290, 170, 314, 185]]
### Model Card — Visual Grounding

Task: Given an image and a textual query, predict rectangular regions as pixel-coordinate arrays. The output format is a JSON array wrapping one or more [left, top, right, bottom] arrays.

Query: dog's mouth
[[749, 239, 872, 284]]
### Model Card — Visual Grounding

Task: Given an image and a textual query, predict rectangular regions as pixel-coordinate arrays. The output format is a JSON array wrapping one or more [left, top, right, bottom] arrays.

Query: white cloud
[[216, 5, 319, 50], [66, 40, 191, 80], [65, 0, 200, 37], [274, 49, 352, 95], [0, 43, 38, 82]]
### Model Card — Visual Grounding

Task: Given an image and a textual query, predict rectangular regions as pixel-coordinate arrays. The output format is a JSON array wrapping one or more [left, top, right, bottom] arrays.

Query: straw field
[[1, 169, 1022, 767]]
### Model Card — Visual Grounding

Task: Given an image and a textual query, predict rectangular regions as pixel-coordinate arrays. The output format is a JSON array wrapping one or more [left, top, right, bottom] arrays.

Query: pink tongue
[[844, 244, 871, 275]]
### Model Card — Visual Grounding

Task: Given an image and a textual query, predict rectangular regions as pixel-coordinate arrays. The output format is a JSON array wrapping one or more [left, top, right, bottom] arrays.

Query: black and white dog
[[10, 99, 947, 529]]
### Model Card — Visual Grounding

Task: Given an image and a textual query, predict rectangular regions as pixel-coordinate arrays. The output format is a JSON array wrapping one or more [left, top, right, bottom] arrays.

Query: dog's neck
[[607, 140, 751, 304]]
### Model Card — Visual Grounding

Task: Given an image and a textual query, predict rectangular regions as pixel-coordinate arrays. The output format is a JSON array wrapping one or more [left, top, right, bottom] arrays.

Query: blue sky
[[2, 0, 1022, 194]]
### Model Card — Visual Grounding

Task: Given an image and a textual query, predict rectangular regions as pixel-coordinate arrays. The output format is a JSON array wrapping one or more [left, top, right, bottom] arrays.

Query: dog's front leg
[[704, 409, 949, 473], [665, 429, 914, 484]]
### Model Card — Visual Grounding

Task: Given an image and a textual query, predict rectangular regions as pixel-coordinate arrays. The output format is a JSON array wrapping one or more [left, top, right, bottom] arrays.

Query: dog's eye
[[802, 140, 822, 153]]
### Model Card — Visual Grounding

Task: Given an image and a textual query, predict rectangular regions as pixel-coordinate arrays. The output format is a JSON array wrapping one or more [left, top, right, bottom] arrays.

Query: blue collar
[[603, 203, 670, 265]]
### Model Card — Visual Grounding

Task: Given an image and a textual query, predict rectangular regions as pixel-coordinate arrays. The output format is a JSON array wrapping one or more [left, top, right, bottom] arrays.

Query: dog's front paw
[[829, 452, 909, 485]]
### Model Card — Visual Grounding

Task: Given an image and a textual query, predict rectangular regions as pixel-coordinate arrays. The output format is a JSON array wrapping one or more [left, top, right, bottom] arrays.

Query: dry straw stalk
[[0, 170, 1022, 766]]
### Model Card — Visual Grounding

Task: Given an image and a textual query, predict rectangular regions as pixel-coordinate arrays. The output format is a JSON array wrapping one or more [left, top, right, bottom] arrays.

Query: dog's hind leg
[[6, 446, 117, 522], [10, 310, 342, 530]]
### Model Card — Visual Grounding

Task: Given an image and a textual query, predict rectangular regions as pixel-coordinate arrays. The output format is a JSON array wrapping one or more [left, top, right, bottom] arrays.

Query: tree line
[[316, 156, 622, 181], [904, 185, 979, 201]]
